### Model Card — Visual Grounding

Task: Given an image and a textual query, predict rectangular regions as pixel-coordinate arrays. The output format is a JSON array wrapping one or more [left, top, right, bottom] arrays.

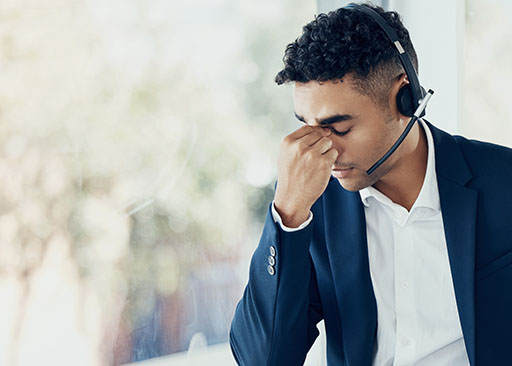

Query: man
[[229, 3, 512, 366]]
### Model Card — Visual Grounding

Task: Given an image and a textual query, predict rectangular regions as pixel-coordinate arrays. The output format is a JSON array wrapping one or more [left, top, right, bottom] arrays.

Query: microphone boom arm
[[366, 89, 435, 176]]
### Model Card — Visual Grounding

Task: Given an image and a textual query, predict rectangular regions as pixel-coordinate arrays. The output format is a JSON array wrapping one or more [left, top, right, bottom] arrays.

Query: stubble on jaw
[[336, 115, 402, 192], [336, 161, 392, 192]]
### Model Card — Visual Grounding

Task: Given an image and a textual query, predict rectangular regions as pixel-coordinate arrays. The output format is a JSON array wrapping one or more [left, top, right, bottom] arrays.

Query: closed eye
[[327, 127, 351, 136]]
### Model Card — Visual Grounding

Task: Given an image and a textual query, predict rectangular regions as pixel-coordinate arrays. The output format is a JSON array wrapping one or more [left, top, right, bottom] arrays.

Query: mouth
[[331, 167, 354, 178]]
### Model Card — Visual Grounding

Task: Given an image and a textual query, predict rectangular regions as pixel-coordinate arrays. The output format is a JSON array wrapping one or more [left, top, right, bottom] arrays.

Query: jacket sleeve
[[229, 202, 324, 366]]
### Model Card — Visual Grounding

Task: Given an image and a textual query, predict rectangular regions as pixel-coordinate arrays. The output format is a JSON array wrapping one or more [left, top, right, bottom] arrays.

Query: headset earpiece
[[344, 3, 434, 175], [396, 84, 414, 117], [396, 84, 427, 117]]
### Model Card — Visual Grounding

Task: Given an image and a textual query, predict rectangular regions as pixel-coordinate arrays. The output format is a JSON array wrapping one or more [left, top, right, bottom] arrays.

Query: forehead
[[293, 78, 368, 120]]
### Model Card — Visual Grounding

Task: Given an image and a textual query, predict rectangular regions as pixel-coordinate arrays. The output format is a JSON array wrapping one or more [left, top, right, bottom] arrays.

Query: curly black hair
[[275, 2, 418, 108]]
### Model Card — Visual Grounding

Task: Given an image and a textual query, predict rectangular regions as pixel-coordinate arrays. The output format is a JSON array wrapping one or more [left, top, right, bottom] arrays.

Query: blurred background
[[0, 0, 510, 365]]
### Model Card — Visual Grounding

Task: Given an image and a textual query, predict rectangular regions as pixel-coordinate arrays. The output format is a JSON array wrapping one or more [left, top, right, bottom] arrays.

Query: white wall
[[389, 0, 464, 134]]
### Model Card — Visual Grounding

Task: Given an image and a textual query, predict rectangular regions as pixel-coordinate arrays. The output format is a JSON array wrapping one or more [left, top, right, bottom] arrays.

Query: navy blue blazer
[[230, 121, 512, 366]]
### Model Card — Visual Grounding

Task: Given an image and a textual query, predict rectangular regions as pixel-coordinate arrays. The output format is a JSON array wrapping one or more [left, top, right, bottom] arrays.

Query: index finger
[[288, 124, 325, 140]]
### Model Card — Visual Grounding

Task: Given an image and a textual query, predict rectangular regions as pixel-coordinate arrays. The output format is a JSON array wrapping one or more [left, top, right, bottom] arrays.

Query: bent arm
[[230, 202, 323, 366]]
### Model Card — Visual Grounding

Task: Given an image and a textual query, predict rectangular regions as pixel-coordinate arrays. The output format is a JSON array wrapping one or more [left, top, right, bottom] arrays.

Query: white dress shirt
[[271, 120, 470, 365]]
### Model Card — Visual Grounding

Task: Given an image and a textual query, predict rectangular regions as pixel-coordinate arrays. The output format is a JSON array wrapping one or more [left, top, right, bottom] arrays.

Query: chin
[[334, 168, 379, 192], [335, 177, 369, 192]]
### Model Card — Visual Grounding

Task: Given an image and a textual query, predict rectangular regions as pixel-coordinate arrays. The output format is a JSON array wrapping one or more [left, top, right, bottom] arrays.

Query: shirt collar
[[358, 119, 441, 212]]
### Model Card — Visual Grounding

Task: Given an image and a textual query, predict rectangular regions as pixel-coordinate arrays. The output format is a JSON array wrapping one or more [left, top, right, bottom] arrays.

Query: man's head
[[275, 3, 421, 191], [275, 3, 418, 109]]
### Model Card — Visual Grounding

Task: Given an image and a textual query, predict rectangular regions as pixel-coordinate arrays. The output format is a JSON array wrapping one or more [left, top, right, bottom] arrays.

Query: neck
[[373, 120, 428, 211]]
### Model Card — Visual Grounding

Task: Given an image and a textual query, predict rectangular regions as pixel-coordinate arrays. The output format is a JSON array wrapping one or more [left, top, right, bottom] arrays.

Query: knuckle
[[318, 137, 332, 148], [307, 131, 319, 138], [296, 141, 306, 151], [304, 149, 314, 160], [322, 149, 334, 160]]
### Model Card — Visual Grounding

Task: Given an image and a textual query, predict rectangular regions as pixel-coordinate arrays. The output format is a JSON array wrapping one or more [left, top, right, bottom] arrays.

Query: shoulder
[[450, 134, 512, 191], [454, 134, 512, 161], [453, 135, 512, 174]]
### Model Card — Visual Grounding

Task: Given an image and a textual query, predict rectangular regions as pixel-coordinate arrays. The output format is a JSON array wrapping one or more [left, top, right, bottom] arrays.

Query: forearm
[[230, 203, 322, 366]]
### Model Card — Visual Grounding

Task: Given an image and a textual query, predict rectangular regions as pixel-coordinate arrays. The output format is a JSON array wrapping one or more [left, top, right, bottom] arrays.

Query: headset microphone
[[343, 4, 435, 176], [366, 89, 434, 175]]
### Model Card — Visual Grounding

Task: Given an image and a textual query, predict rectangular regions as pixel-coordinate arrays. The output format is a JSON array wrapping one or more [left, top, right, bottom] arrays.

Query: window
[[0, 1, 314, 365], [463, 0, 512, 147]]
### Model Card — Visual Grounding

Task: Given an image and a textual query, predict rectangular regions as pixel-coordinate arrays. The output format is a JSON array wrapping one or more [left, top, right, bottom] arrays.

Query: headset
[[343, 3, 434, 175]]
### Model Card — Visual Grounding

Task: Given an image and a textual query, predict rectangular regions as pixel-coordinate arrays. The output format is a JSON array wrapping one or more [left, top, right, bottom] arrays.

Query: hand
[[274, 125, 338, 227]]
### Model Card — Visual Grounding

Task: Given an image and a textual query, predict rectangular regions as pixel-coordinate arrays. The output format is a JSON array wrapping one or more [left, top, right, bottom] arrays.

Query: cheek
[[333, 132, 381, 164], [334, 131, 369, 152]]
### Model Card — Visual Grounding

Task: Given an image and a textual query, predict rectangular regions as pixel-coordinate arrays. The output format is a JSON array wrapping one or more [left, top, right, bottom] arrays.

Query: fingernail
[[322, 129, 331, 136]]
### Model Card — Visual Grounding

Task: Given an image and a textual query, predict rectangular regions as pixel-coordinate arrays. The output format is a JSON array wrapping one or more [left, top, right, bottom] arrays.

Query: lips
[[331, 167, 354, 178]]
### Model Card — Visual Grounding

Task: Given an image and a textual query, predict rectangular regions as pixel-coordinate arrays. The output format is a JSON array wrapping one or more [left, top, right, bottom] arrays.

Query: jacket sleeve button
[[267, 265, 275, 276], [268, 255, 275, 266], [269, 246, 276, 257]]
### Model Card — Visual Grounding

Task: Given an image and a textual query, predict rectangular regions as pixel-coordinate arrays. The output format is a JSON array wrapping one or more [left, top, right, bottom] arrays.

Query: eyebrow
[[294, 112, 354, 126]]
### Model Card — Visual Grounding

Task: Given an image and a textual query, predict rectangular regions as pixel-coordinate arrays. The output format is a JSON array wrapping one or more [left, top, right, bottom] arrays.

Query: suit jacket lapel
[[322, 178, 377, 366], [428, 121, 477, 366], [320, 121, 477, 365]]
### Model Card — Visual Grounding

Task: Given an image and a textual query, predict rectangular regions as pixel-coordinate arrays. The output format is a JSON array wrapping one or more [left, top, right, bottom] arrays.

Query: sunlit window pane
[[0, 1, 315, 365], [463, 0, 512, 146]]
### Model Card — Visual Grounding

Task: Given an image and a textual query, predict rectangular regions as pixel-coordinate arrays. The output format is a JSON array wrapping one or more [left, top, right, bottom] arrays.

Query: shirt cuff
[[271, 200, 313, 232]]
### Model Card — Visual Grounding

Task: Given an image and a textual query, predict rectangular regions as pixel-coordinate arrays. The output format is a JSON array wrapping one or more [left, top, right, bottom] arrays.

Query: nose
[[330, 140, 343, 157], [329, 143, 343, 168]]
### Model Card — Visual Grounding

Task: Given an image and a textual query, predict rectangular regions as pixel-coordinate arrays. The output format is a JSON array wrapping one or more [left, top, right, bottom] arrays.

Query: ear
[[397, 73, 409, 87], [390, 73, 409, 98], [389, 73, 412, 118]]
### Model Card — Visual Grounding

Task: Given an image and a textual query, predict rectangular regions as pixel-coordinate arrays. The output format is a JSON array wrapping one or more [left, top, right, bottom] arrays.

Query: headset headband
[[344, 3, 425, 106]]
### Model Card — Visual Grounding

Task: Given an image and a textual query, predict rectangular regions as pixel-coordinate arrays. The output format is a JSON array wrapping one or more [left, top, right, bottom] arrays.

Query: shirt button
[[269, 246, 276, 257], [268, 256, 275, 266], [401, 281, 409, 289], [267, 265, 275, 276]]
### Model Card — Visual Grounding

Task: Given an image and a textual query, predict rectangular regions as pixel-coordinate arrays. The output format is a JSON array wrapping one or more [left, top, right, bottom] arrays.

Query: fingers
[[311, 136, 334, 154], [282, 125, 338, 164], [286, 125, 315, 140], [323, 147, 339, 161], [300, 129, 331, 147], [300, 131, 323, 146], [286, 125, 329, 141]]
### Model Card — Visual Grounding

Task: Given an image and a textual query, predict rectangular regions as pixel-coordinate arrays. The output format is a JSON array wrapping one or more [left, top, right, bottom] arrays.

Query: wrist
[[273, 201, 311, 228]]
